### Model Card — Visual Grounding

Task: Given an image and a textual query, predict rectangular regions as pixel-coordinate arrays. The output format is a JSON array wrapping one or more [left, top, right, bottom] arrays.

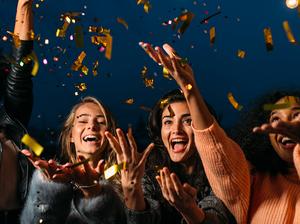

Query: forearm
[[182, 84, 214, 130], [14, 0, 33, 41]]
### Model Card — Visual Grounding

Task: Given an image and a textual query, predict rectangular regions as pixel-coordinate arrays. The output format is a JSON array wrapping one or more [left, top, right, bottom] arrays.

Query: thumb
[[183, 183, 197, 198]]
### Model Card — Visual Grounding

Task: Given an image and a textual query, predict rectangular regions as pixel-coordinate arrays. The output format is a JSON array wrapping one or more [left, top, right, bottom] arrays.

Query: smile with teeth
[[83, 135, 99, 142], [278, 136, 296, 149], [171, 139, 188, 152]]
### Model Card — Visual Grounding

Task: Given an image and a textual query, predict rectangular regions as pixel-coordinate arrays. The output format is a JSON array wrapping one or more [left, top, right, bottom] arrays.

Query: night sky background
[[0, 0, 300, 155]]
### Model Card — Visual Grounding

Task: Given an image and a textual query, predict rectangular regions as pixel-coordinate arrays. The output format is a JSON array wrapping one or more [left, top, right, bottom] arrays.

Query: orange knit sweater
[[193, 121, 300, 224]]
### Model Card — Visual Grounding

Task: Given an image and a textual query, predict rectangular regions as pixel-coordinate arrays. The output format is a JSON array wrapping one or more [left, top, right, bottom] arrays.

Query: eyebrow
[[270, 106, 300, 116], [162, 113, 191, 120], [76, 114, 105, 119]]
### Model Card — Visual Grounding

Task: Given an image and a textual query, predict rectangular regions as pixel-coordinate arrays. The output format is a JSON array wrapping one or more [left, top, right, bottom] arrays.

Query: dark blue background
[[1, 0, 300, 152]]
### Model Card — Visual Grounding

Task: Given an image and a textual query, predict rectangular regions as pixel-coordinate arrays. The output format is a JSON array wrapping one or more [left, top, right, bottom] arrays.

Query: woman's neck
[[181, 154, 197, 175]]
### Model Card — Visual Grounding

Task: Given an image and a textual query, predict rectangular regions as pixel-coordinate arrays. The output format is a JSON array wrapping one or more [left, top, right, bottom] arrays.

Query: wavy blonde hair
[[59, 96, 117, 166]]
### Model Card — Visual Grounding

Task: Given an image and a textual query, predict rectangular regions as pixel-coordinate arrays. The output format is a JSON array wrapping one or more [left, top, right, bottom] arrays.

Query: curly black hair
[[230, 89, 300, 175]]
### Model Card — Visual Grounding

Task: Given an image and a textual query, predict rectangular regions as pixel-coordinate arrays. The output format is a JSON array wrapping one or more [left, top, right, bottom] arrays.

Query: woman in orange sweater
[[141, 42, 300, 224]]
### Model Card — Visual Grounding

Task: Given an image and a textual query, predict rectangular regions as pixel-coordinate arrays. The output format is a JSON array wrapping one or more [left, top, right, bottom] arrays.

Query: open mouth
[[83, 135, 100, 143], [171, 139, 188, 153], [278, 136, 296, 150]]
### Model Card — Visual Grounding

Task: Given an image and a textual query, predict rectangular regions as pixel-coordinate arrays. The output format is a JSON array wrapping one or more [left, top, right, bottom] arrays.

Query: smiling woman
[[20, 97, 126, 224]]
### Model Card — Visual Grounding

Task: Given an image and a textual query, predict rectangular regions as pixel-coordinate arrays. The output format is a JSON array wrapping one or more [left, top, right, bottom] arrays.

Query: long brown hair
[[59, 96, 117, 165]]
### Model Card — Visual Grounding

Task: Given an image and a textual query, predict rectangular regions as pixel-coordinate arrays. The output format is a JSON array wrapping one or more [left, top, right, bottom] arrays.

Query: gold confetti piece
[[125, 98, 134, 104], [89, 26, 111, 35], [144, 77, 154, 88], [227, 92, 243, 111], [237, 49, 246, 59], [21, 51, 39, 76], [104, 164, 119, 179], [56, 20, 71, 38], [91, 35, 113, 60], [177, 12, 194, 35], [282, 21, 297, 44], [141, 66, 148, 77], [209, 26, 216, 44], [167, 105, 175, 117], [21, 134, 44, 157], [137, 0, 151, 13], [7, 31, 20, 48], [162, 67, 172, 80], [92, 60, 99, 76], [263, 27, 274, 51], [263, 103, 291, 111], [117, 17, 129, 30], [71, 51, 86, 71], [104, 163, 126, 179], [75, 83, 87, 92], [160, 98, 169, 109], [171, 11, 194, 35], [185, 84, 193, 90], [74, 26, 84, 48], [81, 65, 88, 75]]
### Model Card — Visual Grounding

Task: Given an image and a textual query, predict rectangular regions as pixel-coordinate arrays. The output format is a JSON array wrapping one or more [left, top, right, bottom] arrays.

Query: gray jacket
[[21, 170, 126, 224]]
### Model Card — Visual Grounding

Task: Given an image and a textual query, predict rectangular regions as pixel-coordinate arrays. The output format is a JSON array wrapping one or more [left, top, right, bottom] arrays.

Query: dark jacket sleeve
[[126, 173, 161, 224], [67, 179, 127, 224], [199, 189, 236, 224], [4, 40, 33, 127], [20, 170, 73, 224]]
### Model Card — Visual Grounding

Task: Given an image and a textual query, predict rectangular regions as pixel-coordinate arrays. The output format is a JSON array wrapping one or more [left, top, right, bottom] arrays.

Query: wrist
[[71, 181, 102, 198], [180, 203, 205, 224]]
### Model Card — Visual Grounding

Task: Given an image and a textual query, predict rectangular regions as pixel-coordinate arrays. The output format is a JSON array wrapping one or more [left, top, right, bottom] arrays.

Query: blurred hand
[[253, 120, 300, 143]]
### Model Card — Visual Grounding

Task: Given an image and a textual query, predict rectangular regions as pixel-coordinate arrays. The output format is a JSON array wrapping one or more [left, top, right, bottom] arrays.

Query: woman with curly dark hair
[[105, 89, 235, 222], [136, 42, 300, 224], [231, 90, 300, 175]]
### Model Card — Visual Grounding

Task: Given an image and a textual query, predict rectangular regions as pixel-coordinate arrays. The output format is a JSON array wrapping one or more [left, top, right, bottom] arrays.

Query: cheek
[[161, 129, 169, 146]]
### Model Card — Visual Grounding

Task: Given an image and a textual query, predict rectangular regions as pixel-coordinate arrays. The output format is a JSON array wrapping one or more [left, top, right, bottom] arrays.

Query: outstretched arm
[[5, 0, 34, 127], [141, 42, 250, 223]]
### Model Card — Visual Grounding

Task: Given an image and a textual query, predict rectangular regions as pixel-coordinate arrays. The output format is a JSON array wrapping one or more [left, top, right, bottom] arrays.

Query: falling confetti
[[21, 134, 44, 157], [237, 49, 246, 59], [227, 92, 243, 111], [117, 17, 129, 30], [263, 27, 274, 51], [282, 21, 296, 44], [209, 26, 216, 44]]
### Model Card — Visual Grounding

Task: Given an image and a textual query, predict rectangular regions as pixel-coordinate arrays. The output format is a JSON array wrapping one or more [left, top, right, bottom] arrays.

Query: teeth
[[83, 135, 99, 142], [171, 139, 187, 147], [281, 137, 295, 144]]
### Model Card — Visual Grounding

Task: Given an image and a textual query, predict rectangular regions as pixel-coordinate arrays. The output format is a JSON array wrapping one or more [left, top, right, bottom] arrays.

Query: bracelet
[[70, 180, 99, 190]]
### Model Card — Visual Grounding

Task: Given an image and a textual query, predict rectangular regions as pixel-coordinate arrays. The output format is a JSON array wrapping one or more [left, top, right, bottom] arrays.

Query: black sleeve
[[4, 40, 33, 127]]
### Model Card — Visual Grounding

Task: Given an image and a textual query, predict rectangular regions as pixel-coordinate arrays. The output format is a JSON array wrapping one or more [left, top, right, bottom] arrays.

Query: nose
[[87, 119, 100, 130], [171, 120, 183, 134]]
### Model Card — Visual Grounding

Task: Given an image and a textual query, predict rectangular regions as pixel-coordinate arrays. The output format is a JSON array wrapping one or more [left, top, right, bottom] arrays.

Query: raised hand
[[253, 120, 300, 143], [139, 42, 196, 93], [105, 128, 154, 210], [156, 167, 205, 223]]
